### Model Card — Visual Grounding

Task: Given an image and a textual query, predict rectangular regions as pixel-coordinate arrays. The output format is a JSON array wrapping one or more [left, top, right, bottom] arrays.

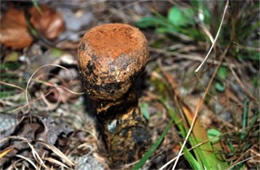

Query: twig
[[195, 0, 229, 72]]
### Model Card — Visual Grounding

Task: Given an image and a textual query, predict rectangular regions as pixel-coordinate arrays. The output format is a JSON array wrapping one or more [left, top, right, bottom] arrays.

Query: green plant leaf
[[156, 26, 177, 34], [207, 128, 222, 143], [140, 102, 150, 119], [135, 16, 166, 28], [168, 7, 195, 26], [217, 66, 228, 80], [215, 82, 225, 92]]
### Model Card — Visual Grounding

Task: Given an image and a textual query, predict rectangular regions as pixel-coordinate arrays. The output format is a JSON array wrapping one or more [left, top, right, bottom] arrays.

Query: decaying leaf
[[0, 5, 65, 49], [0, 8, 33, 49], [30, 5, 65, 39]]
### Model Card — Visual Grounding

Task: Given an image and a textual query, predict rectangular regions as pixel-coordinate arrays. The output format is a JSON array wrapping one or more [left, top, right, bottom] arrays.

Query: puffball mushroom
[[78, 23, 151, 165]]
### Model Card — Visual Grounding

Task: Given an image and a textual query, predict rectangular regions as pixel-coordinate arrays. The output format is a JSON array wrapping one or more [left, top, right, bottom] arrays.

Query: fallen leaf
[[0, 8, 33, 49], [30, 5, 65, 39]]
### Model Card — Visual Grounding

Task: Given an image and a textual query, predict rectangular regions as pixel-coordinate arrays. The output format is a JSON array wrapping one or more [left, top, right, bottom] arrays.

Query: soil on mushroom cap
[[83, 23, 145, 59]]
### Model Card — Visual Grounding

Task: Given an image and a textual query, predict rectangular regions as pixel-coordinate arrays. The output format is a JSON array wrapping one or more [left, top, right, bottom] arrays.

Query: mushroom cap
[[78, 23, 149, 100]]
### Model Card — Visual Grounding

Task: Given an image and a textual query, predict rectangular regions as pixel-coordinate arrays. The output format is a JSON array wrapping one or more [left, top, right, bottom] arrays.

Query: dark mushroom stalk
[[77, 23, 151, 165]]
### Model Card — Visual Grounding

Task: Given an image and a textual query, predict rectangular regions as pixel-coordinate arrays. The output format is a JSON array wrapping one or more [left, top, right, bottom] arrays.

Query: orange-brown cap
[[78, 23, 149, 100]]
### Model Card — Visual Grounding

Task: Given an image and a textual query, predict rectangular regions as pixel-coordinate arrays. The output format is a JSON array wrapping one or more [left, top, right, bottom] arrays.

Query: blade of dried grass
[[195, 0, 229, 72], [16, 154, 37, 169], [0, 81, 24, 91], [199, 23, 214, 44], [44, 157, 69, 168], [40, 91, 60, 111], [37, 141, 74, 167]]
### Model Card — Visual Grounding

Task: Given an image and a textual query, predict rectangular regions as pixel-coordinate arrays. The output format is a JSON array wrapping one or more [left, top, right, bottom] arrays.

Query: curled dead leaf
[[30, 5, 65, 39], [0, 8, 33, 49]]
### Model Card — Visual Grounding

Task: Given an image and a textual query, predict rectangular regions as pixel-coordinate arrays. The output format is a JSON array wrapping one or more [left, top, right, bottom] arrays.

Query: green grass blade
[[140, 102, 150, 120], [183, 147, 203, 170], [241, 100, 248, 139], [132, 121, 173, 170], [160, 99, 228, 169], [31, 0, 42, 15]]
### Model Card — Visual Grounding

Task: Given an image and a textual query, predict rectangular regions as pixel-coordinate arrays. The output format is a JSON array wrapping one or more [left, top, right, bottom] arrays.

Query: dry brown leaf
[[30, 5, 65, 39], [0, 8, 33, 49]]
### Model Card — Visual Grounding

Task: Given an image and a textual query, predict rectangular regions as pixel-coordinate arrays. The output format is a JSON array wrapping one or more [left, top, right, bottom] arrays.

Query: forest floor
[[0, 1, 259, 169]]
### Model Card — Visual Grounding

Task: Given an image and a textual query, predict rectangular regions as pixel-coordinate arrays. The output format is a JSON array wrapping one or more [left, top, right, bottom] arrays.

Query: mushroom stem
[[97, 88, 150, 164], [78, 23, 151, 165]]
